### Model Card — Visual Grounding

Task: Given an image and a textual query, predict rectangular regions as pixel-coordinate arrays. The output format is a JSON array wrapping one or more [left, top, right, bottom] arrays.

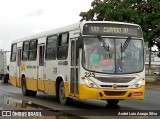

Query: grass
[[145, 80, 160, 90], [146, 80, 160, 85]]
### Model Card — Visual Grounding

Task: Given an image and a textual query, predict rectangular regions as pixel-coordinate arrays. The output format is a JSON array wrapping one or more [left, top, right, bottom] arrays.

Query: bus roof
[[12, 21, 140, 44]]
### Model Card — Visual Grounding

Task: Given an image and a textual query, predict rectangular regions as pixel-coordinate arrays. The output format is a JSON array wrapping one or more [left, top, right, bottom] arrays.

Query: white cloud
[[27, 9, 45, 17], [0, 0, 92, 51]]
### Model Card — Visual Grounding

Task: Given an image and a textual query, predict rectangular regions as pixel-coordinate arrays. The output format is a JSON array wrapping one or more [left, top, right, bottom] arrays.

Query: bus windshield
[[83, 37, 144, 74]]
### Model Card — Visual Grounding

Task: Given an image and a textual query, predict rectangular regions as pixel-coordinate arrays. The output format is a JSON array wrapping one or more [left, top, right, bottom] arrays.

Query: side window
[[28, 40, 37, 61], [46, 35, 57, 60], [58, 33, 69, 59], [22, 41, 29, 61], [10, 44, 17, 62]]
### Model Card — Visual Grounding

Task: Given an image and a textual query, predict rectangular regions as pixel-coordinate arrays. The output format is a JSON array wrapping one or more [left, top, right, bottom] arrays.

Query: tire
[[153, 73, 158, 80], [154, 73, 157, 77], [2, 74, 8, 83], [22, 77, 30, 96], [106, 99, 119, 105], [30, 90, 37, 96], [21, 77, 37, 96], [59, 81, 71, 105]]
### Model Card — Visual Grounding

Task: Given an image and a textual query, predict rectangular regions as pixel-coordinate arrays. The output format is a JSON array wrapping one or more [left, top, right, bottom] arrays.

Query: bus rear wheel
[[2, 74, 9, 83], [22, 77, 37, 96], [30, 90, 37, 96], [106, 99, 119, 105], [22, 77, 29, 96], [59, 81, 71, 105]]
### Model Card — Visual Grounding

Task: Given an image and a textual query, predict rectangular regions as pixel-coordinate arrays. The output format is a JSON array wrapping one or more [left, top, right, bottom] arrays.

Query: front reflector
[[133, 92, 143, 96]]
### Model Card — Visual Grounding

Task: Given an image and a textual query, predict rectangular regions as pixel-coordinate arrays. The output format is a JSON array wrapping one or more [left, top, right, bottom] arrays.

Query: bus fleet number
[[84, 72, 95, 77]]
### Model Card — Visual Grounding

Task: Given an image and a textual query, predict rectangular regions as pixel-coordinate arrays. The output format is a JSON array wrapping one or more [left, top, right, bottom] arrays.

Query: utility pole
[[148, 46, 151, 74]]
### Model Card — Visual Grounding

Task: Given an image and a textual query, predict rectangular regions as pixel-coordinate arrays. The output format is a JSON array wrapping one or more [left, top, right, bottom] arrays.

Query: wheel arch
[[56, 76, 64, 96], [21, 74, 26, 86]]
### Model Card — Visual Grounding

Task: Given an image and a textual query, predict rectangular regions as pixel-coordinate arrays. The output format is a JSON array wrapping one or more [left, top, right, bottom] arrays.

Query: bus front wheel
[[106, 99, 119, 105]]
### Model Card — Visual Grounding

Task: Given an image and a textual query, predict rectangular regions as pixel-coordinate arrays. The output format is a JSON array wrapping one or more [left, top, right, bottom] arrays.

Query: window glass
[[61, 33, 68, 45], [58, 33, 68, 59], [71, 41, 75, 66], [39, 45, 45, 66], [28, 40, 37, 61], [46, 35, 57, 60], [23, 42, 29, 51], [83, 37, 144, 74], [17, 49, 21, 66], [29, 40, 37, 49], [11, 44, 17, 62], [22, 41, 29, 61]]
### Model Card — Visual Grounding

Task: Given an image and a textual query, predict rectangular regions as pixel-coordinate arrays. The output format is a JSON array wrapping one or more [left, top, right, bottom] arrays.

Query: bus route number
[[90, 27, 99, 33], [84, 72, 95, 77]]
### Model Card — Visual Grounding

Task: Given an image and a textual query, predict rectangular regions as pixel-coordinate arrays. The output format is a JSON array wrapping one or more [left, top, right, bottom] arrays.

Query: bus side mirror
[[76, 36, 83, 61], [76, 36, 83, 49]]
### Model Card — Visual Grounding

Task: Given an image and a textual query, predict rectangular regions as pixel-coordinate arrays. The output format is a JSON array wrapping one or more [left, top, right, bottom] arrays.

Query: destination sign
[[83, 23, 142, 37]]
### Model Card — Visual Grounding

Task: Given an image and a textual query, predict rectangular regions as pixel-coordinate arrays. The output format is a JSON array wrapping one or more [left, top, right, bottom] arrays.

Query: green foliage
[[80, 0, 160, 50]]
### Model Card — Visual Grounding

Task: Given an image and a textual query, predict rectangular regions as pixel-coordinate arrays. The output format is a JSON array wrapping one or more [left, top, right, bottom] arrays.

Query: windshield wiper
[[121, 37, 131, 52], [97, 35, 110, 52]]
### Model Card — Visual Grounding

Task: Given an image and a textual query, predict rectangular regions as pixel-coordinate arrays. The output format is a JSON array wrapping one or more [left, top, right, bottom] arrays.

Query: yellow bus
[[9, 21, 145, 105]]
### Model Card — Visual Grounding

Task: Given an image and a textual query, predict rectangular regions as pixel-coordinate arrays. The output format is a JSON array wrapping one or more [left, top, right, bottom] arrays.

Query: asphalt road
[[0, 81, 159, 119]]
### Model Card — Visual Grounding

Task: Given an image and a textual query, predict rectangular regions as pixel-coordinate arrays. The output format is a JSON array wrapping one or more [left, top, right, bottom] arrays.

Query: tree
[[80, 0, 160, 55]]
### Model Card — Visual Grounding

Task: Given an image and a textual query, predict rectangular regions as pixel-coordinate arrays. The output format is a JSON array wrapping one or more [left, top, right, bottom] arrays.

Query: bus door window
[[39, 46, 45, 66], [17, 49, 21, 66], [70, 40, 75, 94], [70, 39, 78, 95]]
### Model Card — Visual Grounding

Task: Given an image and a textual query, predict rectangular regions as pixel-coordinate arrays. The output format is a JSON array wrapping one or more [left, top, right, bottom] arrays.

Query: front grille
[[104, 91, 126, 96], [101, 85, 112, 88], [101, 85, 129, 88], [96, 77, 135, 83]]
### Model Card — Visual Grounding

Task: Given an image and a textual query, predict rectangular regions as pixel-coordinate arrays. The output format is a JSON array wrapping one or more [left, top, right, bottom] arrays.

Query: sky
[[0, 0, 158, 64], [0, 0, 93, 51]]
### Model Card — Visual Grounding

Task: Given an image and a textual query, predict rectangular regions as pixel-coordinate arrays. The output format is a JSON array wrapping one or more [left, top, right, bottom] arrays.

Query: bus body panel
[[9, 21, 145, 104]]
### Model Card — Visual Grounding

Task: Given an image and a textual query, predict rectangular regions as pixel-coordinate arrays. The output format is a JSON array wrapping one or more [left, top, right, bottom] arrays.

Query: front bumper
[[79, 84, 145, 100]]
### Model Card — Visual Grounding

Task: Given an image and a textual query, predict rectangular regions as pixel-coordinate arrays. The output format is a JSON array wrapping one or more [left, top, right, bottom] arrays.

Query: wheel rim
[[59, 86, 65, 99], [59, 82, 67, 104], [22, 83, 25, 92], [22, 78, 26, 94]]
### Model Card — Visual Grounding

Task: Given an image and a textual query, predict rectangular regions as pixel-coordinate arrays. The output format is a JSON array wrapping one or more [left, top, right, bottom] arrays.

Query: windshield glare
[[83, 37, 144, 74]]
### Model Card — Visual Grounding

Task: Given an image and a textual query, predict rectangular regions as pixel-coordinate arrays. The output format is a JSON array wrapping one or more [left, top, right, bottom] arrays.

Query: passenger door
[[37, 44, 45, 91], [70, 38, 79, 96], [16, 48, 21, 87], [10, 43, 17, 86]]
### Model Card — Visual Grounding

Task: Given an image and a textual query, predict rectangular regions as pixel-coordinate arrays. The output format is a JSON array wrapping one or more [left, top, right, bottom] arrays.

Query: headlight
[[82, 77, 98, 88], [131, 79, 144, 88]]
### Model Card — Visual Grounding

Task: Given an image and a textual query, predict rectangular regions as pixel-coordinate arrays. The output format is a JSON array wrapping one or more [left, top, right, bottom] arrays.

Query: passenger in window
[[89, 48, 100, 70], [29, 52, 35, 60], [99, 54, 113, 66], [98, 53, 115, 73]]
